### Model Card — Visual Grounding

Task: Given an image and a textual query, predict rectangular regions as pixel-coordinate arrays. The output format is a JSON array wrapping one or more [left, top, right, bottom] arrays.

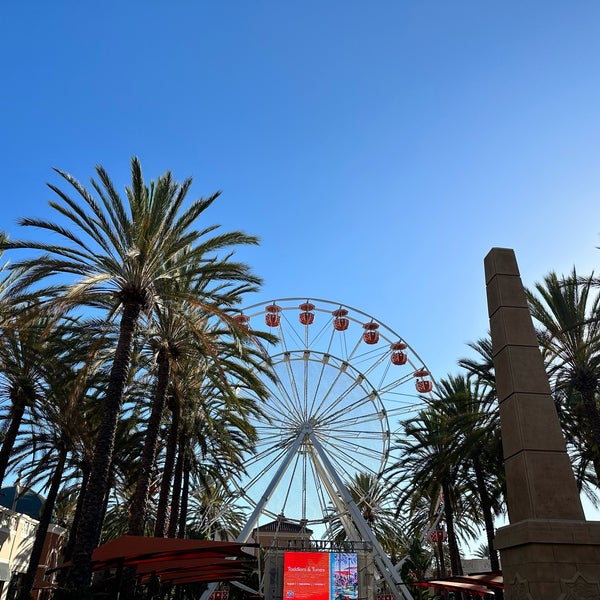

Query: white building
[[0, 488, 65, 600]]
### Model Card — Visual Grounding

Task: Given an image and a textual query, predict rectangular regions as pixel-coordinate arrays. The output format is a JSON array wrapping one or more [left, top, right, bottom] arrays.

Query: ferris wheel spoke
[[305, 317, 333, 352], [324, 434, 387, 464], [339, 334, 365, 365], [279, 451, 302, 518], [323, 450, 376, 486], [282, 354, 307, 419], [316, 383, 375, 424], [255, 407, 292, 431], [356, 351, 389, 383], [366, 352, 396, 390], [258, 386, 301, 425], [350, 349, 389, 378], [320, 317, 337, 358], [256, 383, 299, 419], [317, 390, 382, 426], [324, 430, 386, 446], [384, 401, 425, 422], [378, 373, 422, 396], [309, 361, 353, 420], [242, 441, 294, 482], [324, 442, 383, 480], [303, 352, 310, 417], [251, 428, 298, 452], [276, 311, 303, 353], [252, 431, 294, 455], [318, 428, 384, 456], [307, 352, 331, 418], [323, 406, 385, 427]]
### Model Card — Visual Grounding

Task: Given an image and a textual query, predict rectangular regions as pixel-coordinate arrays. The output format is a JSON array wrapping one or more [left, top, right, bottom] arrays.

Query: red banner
[[283, 552, 330, 600]]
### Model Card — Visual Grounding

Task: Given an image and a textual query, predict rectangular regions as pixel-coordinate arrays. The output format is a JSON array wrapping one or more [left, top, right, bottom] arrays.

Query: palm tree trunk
[[128, 348, 170, 536], [177, 455, 190, 538], [18, 444, 67, 600], [441, 480, 463, 577], [56, 465, 89, 593], [0, 394, 26, 487], [167, 431, 185, 538], [154, 395, 179, 537], [472, 455, 503, 600], [436, 540, 446, 577], [471, 454, 500, 571], [67, 301, 142, 592], [62, 465, 89, 563]]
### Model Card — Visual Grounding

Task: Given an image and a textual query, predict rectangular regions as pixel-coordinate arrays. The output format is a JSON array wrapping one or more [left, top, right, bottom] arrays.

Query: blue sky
[[2, 2, 600, 522], [4, 1, 599, 379]]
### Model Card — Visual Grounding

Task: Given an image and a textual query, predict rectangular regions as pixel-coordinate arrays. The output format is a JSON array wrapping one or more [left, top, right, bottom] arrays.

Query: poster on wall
[[330, 552, 358, 600], [282, 552, 358, 600]]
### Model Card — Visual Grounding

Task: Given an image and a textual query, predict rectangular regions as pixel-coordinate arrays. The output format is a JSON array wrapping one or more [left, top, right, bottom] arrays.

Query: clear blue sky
[[2, 3, 600, 419]]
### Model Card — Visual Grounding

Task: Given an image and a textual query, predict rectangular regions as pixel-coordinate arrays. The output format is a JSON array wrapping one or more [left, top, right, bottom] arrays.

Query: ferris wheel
[[229, 298, 435, 537]]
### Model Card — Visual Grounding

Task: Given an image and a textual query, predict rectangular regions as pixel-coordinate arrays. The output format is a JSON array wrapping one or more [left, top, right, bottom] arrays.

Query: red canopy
[[413, 572, 503, 597], [56, 536, 258, 586], [91, 536, 255, 566]]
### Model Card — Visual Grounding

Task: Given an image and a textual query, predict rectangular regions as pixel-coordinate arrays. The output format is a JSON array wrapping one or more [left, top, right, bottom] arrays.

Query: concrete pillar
[[485, 247, 600, 599]]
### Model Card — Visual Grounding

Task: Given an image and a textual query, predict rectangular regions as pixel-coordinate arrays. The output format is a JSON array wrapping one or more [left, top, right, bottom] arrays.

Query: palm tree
[[16, 442, 68, 600], [552, 386, 600, 496], [526, 269, 600, 482], [435, 374, 504, 574], [324, 472, 405, 557], [1, 158, 263, 593], [154, 386, 180, 538], [187, 476, 248, 540], [125, 302, 188, 538], [0, 235, 26, 331], [127, 269, 274, 538], [388, 405, 466, 578], [6, 316, 109, 600], [0, 307, 51, 487], [165, 358, 266, 539], [458, 334, 495, 402]]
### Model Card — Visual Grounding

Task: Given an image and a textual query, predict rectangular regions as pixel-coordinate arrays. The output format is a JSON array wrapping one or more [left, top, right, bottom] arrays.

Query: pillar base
[[494, 518, 600, 599]]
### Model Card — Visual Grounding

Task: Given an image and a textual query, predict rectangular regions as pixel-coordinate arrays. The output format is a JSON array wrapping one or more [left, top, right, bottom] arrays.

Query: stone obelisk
[[485, 247, 600, 599]]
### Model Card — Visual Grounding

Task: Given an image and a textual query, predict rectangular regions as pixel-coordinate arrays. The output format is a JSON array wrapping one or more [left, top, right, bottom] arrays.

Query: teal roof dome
[[0, 486, 44, 519]]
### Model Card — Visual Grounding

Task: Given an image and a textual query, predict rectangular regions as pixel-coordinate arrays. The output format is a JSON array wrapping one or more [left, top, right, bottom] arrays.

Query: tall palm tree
[[435, 374, 504, 575], [387, 405, 466, 577], [127, 272, 273, 538], [1, 158, 263, 593], [154, 386, 180, 538], [149, 316, 273, 539], [7, 316, 109, 600], [165, 360, 265, 539], [526, 269, 600, 482], [0, 306, 66, 487]]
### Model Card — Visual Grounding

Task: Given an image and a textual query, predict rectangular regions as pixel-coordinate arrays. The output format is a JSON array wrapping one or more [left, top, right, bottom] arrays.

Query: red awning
[[413, 572, 503, 597], [56, 536, 258, 586], [458, 572, 503, 590], [90, 536, 255, 567], [414, 580, 493, 596]]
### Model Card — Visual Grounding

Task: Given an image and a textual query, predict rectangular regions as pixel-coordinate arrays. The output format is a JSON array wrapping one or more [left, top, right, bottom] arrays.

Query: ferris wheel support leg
[[236, 431, 307, 544], [309, 450, 361, 540], [308, 433, 415, 600]]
